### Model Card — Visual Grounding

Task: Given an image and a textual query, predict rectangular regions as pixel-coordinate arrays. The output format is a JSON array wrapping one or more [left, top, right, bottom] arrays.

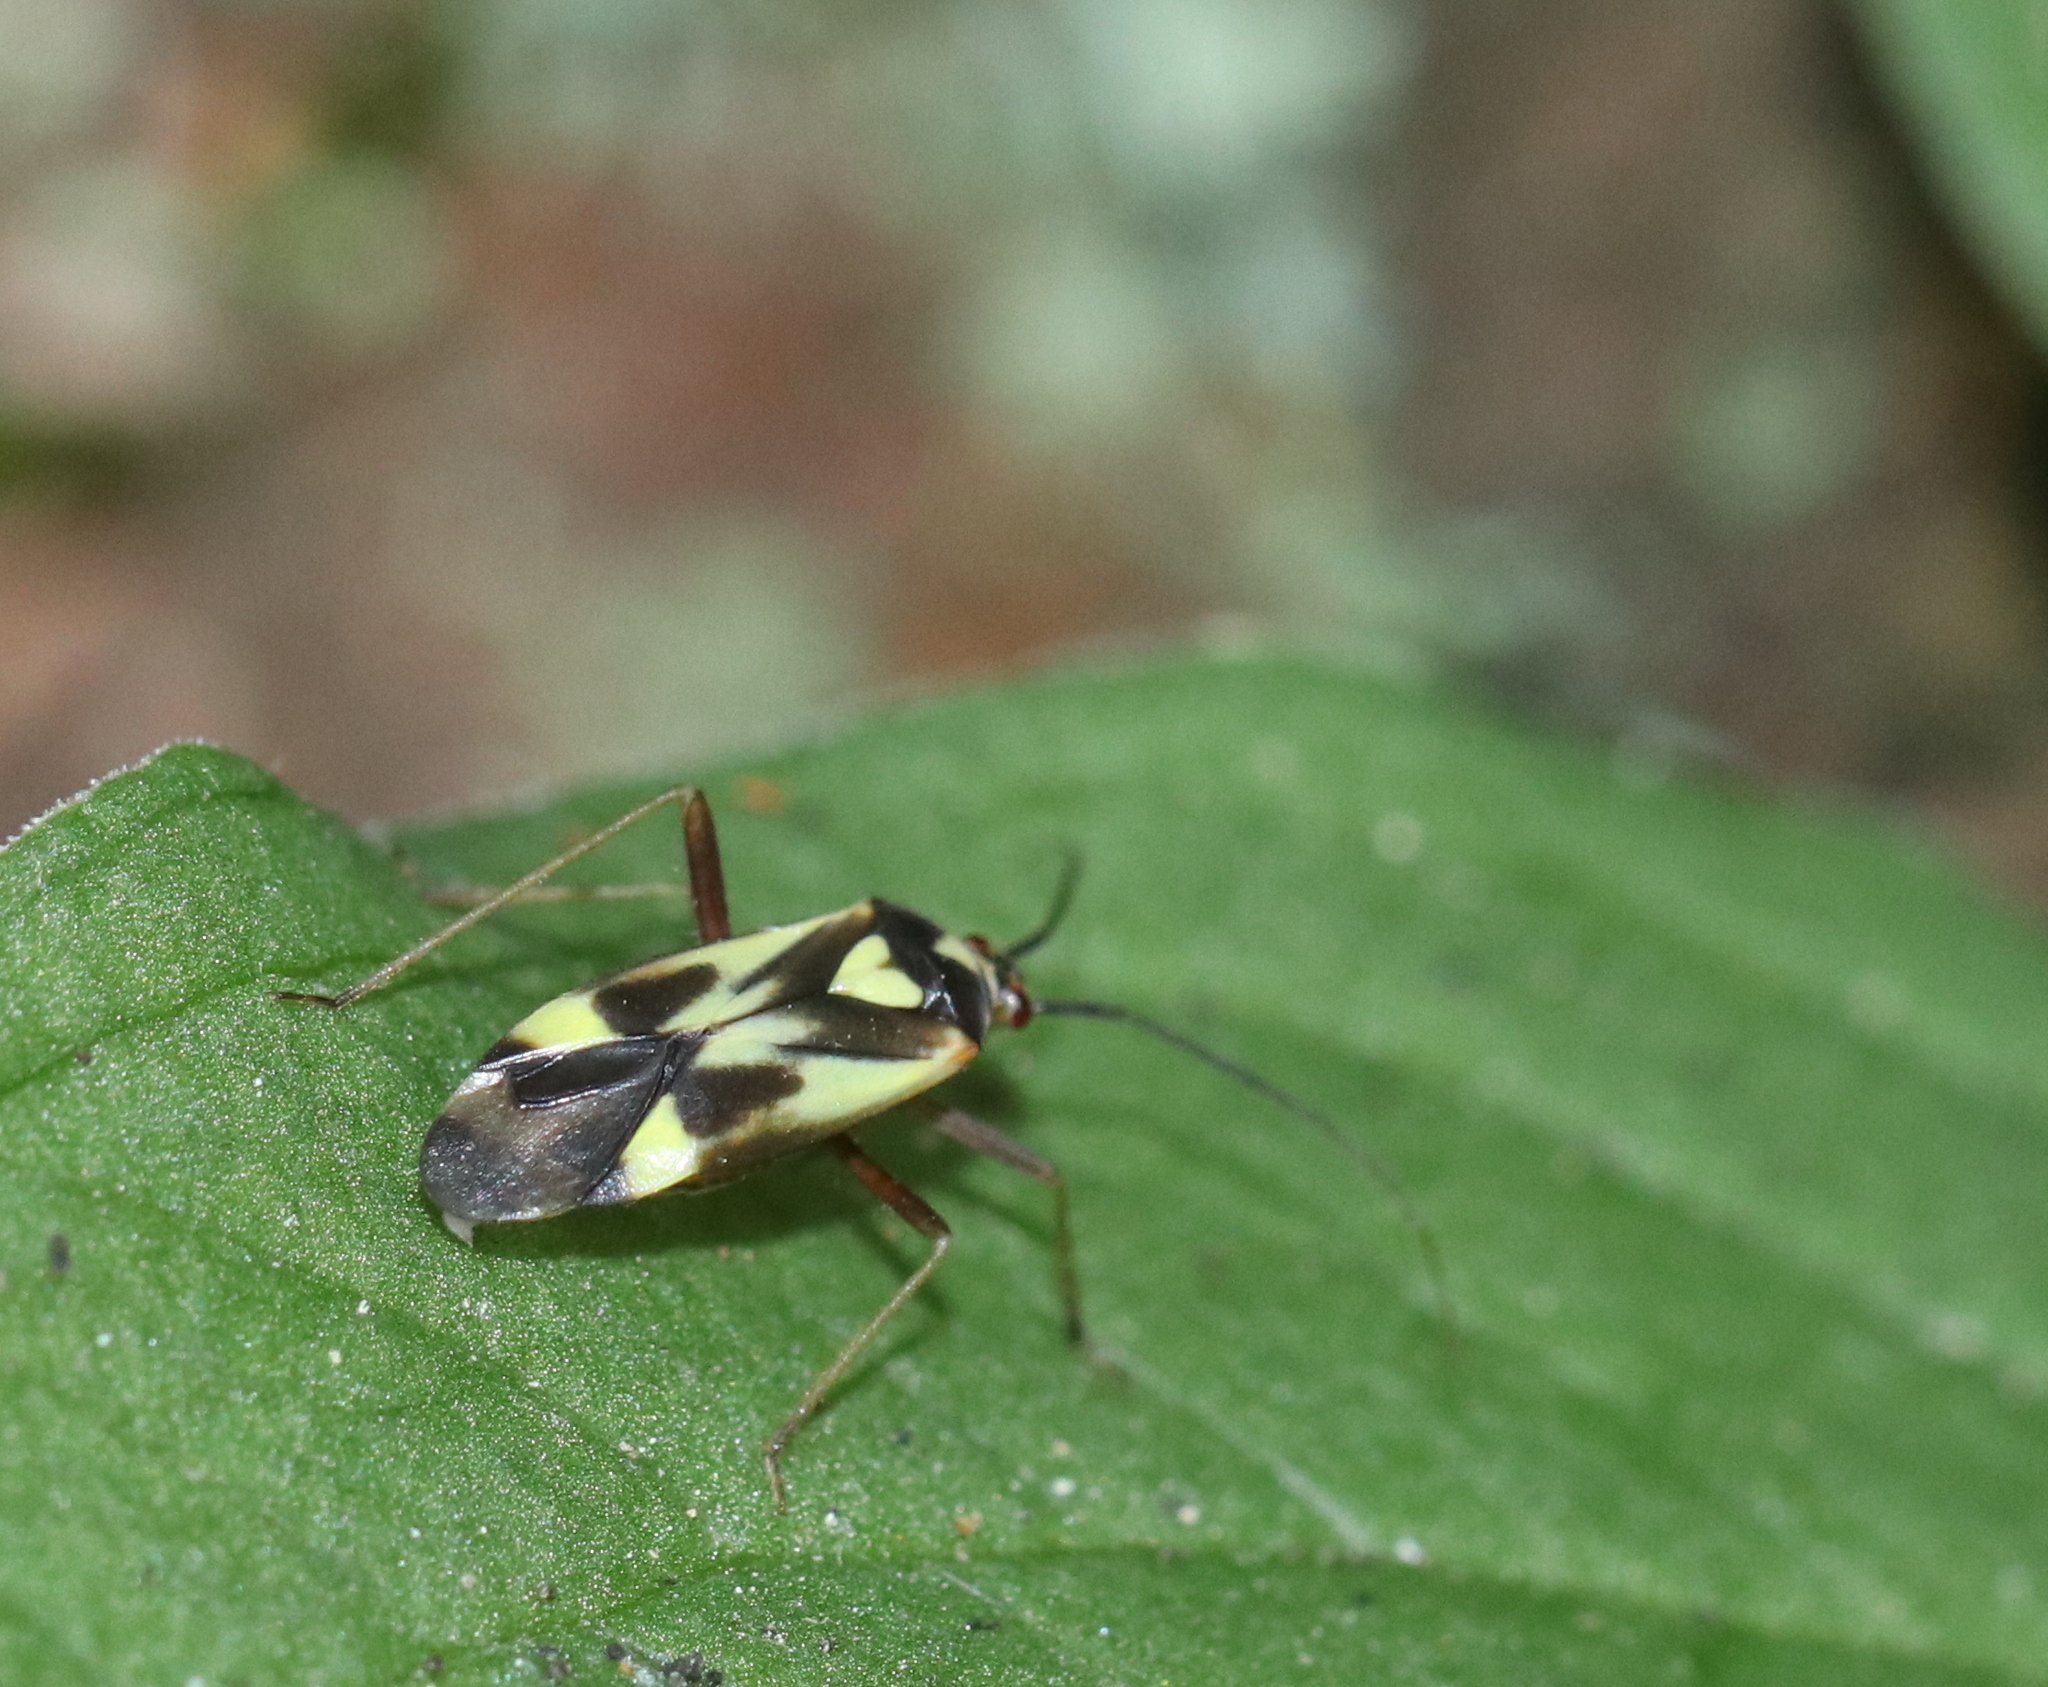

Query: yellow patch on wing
[[508, 994, 615, 1050], [784, 1043, 974, 1130], [728, 1006, 975, 1132], [612, 1093, 703, 1199], [829, 932, 925, 1010], [932, 932, 999, 997]]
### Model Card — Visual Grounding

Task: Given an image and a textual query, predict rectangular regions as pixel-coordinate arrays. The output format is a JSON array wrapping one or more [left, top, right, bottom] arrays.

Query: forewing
[[421, 1036, 676, 1222], [497, 905, 877, 1050], [436, 900, 985, 1212]]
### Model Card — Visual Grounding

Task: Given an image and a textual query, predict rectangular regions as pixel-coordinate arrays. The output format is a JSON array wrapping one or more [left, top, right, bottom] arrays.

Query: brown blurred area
[[5, 0, 2048, 897], [1395, 1, 2048, 891]]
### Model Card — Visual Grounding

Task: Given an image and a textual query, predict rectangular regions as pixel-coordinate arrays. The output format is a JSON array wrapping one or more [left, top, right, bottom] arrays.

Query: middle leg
[[763, 1136, 951, 1511]]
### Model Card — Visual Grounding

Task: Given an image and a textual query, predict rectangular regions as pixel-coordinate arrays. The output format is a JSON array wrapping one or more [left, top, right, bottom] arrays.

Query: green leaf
[[1852, 0, 2048, 351], [4, 656, 2046, 1684]]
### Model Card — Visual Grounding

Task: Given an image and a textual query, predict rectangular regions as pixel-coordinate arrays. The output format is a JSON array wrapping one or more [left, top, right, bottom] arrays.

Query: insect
[[280, 787, 1446, 1507]]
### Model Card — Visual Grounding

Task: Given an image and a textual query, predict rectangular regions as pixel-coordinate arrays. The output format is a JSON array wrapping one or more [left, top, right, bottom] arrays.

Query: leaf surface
[[3, 658, 2045, 1684]]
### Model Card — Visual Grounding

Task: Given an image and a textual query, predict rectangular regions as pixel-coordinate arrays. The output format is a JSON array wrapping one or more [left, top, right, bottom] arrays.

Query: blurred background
[[5, 0, 2048, 893]]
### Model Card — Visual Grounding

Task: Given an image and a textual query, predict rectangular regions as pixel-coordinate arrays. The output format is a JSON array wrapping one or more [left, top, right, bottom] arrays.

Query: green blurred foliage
[[1855, 0, 2048, 354]]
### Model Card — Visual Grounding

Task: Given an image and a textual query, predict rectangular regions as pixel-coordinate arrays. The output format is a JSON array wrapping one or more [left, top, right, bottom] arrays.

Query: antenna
[[1035, 996, 1457, 1348], [1004, 848, 1082, 960]]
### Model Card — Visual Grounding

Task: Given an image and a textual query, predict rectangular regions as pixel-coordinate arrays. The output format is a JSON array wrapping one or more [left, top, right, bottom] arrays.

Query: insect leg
[[928, 1108, 1084, 1347], [679, 784, 729, 942], [417, 882, 693, 908], [278, 786, 727, 1008], [763, 1135, 951, 1512]]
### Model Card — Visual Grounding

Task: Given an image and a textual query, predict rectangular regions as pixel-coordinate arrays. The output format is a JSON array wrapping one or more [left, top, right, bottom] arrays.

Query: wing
[[581, 996, 977, 1203], [420, 1036, 678, 1222], [424, 898, 997, 1221], [483, 897, 1002, 1058], [486, 905, 877, 1054]]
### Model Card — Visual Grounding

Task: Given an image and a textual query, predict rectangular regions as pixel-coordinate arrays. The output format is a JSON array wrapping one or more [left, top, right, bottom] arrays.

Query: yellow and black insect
[[282, 787, 1445, 1508]]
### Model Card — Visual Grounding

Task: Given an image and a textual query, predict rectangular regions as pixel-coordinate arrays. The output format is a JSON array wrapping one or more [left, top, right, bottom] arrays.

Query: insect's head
[[966, 847, 1081, 1033]]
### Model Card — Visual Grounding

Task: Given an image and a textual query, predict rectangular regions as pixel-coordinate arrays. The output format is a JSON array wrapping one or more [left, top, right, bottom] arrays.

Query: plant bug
[[280, 787, 1447, 1507]]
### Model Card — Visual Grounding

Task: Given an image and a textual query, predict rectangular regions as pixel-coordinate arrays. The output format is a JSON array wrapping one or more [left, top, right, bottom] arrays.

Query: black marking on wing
[[873, 899, 990, 1042], [592, 962, 718, 1035], [774, 995, 958, 1062], [729, 905, 873, 1006], [671, 1059, 805, 1138], [422, 1036, 683, 1221], [479, 1035, 537, 1068], [502, 1039, 674, 1106], [872, 901, 944, 998]]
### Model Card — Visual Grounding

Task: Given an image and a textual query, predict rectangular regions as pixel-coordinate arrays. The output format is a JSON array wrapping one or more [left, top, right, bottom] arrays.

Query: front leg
[[764, 1136, 951, 1511], [277, 785, 729, 1008]]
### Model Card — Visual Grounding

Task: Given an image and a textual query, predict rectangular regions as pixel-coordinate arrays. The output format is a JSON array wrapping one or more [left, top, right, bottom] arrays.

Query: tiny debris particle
[[1923, 1311, 1988, 1362], [355, 1299, 371, 1315], [71, 1046, 94, 1065], [1174, 1504, 1201, 1526], [952, 1512, 982, 1538], [1049, 1477, 1077, 1499], [328, 1349, 343, 1365], [736, 774, 787, 814], [47, 1233, 70, 1276], [533, 1582, 558, 1602], [604, 1642, 629, 1661], [1049, 1439, 1071, 1458], [95, 1331, 112, 1348], [1372, 812, 1427, 866], [1392, 1536, 1428, 1567], [1845, 971, 1908, 1034], [890, 1428, 913, 1445], [965, 1619, 1002, 1633], [661, 1652, 708, 1683], [420, 1655, 444, 1676]]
